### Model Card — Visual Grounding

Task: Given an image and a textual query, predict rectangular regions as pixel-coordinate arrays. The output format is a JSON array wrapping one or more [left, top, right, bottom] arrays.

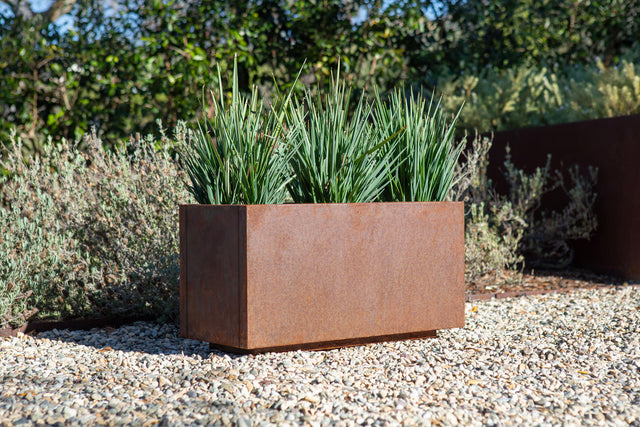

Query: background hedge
[[2, 0, 640, 150]]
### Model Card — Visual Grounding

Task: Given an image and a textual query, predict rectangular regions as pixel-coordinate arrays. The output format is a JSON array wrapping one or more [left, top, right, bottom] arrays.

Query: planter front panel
[[244, 202, 464, 349], [180, 202, 464, 351]]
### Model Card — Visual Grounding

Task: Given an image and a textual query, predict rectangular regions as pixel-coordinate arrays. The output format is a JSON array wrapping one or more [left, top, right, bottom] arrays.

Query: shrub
[[0, 124, 192, 328], [452, 136, 599, 282], [511, 159, 599, 268], [563, 59, 640, 121], [449, 136, 524, 282], [438, 65, 565, 133], [439, 59, 640, 134]]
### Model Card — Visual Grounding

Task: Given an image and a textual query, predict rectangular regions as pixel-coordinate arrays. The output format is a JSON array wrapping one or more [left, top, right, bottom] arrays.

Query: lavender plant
[[0, 125, 192, 328]]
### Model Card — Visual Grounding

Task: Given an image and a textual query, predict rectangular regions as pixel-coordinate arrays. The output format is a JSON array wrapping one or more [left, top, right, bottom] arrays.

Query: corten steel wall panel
[[179, 205, 246, 347], [491, 114, 640, 279], [243, 202, 465, 349]]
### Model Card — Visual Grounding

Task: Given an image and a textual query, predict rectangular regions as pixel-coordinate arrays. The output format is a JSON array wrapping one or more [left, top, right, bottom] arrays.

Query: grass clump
[[184, 61, 295, 205], [184, 65, 464, 205], [285, 74, 400, 203], [373, 89, 464, 202]]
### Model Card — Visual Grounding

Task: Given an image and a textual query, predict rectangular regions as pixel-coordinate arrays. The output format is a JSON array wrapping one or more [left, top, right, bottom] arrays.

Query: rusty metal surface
[[179, 205, 246, 348], [179, 206, 187, 339], [180, 202, 465, 351], [491, 114, 640, 279]]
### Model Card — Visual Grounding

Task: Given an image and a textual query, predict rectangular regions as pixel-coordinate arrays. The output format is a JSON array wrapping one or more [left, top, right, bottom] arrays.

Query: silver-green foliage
[[0, 125, 192, 328], [184, 63, 294, 205], [450, 136, 524, 282], [0, 179, 88, 327], [504, 152, 598, 268], [373, 89, 464, 202], [184, 66, 465, 205], [285, 74, 399, 203]]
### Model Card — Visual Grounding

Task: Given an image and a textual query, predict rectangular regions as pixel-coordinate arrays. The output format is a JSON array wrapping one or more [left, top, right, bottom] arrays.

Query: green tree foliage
[[425, 0, 640, 73], [0, 0, 413, 149], [2, 0, 640, 149], [438, 58, 640, 134]]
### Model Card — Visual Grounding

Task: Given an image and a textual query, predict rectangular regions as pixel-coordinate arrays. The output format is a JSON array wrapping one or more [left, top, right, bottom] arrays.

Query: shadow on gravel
[[32, 320, 228, 358]]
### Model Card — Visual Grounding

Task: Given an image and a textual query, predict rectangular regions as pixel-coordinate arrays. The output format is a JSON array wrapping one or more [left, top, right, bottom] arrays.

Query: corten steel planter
[[180, 202, 465, 353]]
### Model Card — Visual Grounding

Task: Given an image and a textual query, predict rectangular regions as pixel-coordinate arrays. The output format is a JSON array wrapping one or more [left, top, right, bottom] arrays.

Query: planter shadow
[[4, 320, 212, 357]]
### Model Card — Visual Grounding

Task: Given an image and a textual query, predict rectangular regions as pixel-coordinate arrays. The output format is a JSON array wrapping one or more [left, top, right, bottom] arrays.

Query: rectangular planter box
[[180, 202, 465, 353]]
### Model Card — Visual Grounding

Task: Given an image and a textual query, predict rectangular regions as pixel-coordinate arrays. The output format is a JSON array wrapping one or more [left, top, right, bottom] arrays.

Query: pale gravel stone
[[0, 286, 638, 426]]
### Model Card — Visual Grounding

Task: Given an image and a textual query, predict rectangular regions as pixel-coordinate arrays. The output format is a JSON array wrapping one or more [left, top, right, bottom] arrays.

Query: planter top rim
[[180, 201, 463, 208]]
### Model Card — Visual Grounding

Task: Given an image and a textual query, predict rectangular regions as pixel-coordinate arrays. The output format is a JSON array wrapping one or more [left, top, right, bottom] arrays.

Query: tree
[[426, 0, 640, 73], [0, 0, 80, 149], [1, 0, 417, 149], [3, 0, 640, 149]]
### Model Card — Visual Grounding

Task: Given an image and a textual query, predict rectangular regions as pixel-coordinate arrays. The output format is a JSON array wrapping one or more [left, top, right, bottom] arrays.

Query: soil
[[466, 267, 637, 300]]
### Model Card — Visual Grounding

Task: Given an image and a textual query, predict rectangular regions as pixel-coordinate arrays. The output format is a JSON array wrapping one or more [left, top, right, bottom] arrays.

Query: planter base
[[209, 330, 438, 354]]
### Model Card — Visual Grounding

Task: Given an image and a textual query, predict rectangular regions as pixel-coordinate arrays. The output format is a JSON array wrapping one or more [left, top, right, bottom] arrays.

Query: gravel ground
[[1, 286, 639, 426]]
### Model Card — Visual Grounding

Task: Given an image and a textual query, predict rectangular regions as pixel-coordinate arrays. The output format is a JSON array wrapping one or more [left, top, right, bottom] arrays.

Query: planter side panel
[[245, 202, 464, 349], [180, 205, 246, 347]]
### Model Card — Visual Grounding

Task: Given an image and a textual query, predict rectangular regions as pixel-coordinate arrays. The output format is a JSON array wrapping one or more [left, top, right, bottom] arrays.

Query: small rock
[[62, 407, 77, 419], [302, 394, 320, 404], [158, 376, 172, 387]]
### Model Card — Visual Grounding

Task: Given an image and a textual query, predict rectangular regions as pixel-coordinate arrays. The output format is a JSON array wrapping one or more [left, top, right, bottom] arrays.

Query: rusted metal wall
[[490, 114, 640, 279]]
